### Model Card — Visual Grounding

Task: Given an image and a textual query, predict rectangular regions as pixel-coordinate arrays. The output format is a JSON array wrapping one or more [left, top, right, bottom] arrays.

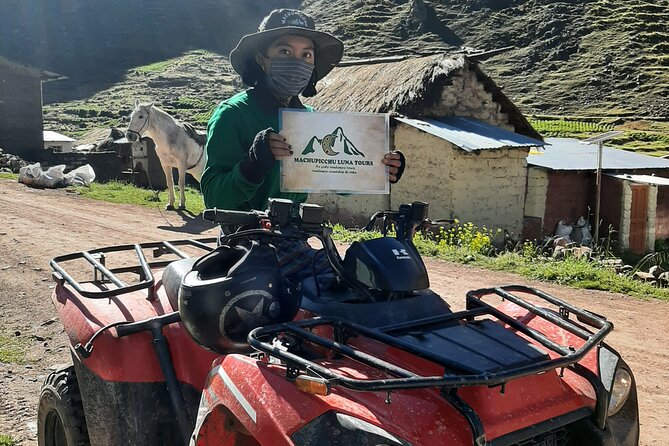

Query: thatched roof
[[308, 53, 540, 139]]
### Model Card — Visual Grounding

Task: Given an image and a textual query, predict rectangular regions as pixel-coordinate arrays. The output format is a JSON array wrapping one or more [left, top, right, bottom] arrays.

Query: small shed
[[43, 130, 76, 153], [306, 53, 542, 234], [72, 127, 166, 188], [0, 56, 65, 162], [525, 137, 669, 252]]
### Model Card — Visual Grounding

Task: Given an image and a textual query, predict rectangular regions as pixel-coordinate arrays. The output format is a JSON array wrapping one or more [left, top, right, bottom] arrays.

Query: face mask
[[264, 58, 314, 98]]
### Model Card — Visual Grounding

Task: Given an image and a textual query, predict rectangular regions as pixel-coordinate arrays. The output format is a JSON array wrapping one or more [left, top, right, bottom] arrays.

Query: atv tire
[[37, 366, 90, 446]]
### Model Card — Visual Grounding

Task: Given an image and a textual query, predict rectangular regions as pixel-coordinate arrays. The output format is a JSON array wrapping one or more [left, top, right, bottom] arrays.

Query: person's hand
[[267, 132, 293, 158], [383, 151, 406, 183], [242, 128, 292, 183]]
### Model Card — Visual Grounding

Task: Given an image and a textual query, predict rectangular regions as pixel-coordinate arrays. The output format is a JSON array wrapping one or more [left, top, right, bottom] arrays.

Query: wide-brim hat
[[230, 9, 344, 82]]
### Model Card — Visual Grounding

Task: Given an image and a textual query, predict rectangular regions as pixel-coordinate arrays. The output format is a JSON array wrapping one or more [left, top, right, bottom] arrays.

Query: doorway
[[629, 185, 648, 254]]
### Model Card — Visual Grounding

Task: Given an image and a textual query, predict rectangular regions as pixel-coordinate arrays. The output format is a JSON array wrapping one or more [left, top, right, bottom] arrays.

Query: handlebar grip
[[202, 208, 261, 226]]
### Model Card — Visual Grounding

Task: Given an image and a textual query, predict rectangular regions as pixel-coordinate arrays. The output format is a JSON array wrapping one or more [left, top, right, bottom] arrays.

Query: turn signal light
[[295, 375, 331, 396]]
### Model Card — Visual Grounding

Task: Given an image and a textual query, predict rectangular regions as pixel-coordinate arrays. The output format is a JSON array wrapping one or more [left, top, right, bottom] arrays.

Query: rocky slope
[[2, 0, 667, 141], [302, 0, 669, 117]]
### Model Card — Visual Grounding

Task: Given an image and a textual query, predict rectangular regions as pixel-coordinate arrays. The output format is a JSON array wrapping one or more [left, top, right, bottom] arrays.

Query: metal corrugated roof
[[395, 116, 544, 152], [43, 130, 75, 142], [606, 173, 669, 186], [528, 137, 669, 171]]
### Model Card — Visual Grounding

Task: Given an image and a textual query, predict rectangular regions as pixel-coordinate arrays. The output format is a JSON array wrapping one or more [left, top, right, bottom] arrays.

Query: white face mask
[[264, 58, 314, 98]]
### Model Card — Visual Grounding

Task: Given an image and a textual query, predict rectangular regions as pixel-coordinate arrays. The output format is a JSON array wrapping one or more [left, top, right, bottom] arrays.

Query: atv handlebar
[[202, 208, 266, 226]]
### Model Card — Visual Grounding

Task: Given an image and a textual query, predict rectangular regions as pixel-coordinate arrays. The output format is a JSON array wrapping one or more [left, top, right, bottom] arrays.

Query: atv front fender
[[191, 355, 319, 446]]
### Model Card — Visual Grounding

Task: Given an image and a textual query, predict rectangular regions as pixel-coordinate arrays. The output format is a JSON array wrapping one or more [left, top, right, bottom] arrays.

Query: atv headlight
[[291, 411, 412, 446], [607, 367, 633, 417], [599, 345, 634, 417]]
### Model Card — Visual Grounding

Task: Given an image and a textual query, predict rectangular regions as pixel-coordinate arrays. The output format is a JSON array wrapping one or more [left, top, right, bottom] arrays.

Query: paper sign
[[280, 110, 389, 194]]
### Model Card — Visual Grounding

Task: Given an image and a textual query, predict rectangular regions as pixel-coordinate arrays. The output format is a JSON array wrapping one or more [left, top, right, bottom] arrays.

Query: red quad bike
[[39, 199, 639, 446]]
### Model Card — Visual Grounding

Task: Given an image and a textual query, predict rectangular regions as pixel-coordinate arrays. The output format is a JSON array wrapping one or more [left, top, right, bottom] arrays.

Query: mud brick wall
[[656, 186, 669, 240], [0, 59, 43, 162], [524, 168, 549, 227], [392, 123, 528, 235], [542, 171, 591, 236], [600, 176, 624, 239], [310, 68, 529, 231]]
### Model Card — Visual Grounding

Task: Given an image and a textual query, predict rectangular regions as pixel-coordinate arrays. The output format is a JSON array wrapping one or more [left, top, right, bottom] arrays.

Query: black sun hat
[[230, 9, 344, 82]]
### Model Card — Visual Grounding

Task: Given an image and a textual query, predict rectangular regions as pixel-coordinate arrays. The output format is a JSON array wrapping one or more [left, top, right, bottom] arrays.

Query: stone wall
[[0, 59, 43, 162], [619, 182, 633, 251], [423, 66, 513, 131], [43, 151, 123, 183], [647, 185, 658, 252]]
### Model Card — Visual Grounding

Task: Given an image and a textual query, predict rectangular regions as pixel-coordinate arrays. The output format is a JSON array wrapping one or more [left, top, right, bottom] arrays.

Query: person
[[201, 8, 405, 279]]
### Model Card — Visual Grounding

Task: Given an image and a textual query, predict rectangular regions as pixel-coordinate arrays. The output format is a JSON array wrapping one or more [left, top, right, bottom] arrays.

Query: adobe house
[[306, 53, 543, 234], [43, 130, 76, 153], [0, 56, 65, 162], [525, 137, 669, 253]]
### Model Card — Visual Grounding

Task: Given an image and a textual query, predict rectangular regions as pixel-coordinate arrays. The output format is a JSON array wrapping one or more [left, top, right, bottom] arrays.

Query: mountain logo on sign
[[301, 127, 365, 157]]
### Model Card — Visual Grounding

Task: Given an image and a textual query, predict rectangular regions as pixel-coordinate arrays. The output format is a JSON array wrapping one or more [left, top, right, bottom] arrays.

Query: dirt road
[[0, 179, 667, 445]]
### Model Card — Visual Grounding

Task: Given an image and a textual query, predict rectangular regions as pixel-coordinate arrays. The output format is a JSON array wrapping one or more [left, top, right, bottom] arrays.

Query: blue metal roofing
[[528, 137, 669, 171], [395, 116, 544, 152]]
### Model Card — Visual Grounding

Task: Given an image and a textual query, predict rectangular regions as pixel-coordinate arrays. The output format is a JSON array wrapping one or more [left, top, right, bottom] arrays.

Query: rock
[[601, 258, 624, 273], [40, 317, 58, 326], [649, 265, 663, 277], [553, 236, 571, 248], [553, 246, 566, 259], [553, 245, 591, 260], [620, 264, 634, 274], [633, 271, 655, 282]]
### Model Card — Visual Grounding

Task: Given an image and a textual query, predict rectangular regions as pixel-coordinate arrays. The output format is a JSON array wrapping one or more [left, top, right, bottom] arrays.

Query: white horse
[[125, 100, 206, 210]]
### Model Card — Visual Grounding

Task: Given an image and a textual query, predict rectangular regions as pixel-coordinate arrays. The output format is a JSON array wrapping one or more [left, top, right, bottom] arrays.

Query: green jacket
[[201, 87, 308, 211]]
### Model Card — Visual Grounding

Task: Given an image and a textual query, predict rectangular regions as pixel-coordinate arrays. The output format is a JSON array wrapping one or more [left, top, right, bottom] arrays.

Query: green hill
[[32, 0, 669, 154]]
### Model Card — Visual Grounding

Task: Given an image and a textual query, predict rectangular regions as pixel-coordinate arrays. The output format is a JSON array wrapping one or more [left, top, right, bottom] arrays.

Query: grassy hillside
[[43, 50, 237, 138], [302, 0, 669, 117], [40, 0, 669, 154]]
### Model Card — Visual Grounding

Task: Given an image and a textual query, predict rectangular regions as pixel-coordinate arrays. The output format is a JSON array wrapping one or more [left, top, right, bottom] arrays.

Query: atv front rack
[[249, 285, 611, 430], [50, 238, 217, 299]]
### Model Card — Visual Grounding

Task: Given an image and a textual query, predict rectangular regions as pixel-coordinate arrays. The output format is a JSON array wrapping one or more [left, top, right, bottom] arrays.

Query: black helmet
[[179, 242, 300, 354]]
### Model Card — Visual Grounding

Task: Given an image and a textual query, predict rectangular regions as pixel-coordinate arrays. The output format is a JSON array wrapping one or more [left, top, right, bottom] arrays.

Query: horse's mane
[[181, 122, 207, 147]]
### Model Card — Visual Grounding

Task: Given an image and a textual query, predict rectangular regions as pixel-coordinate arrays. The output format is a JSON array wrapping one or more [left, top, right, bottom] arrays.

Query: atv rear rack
[[50, 238, 217, 299], [249, 285, 611, 429]]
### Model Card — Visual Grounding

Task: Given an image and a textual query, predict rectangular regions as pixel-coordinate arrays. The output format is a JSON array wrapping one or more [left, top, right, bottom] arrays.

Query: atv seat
[[300, 276, 453, 328], [162, 258, 197, 311]]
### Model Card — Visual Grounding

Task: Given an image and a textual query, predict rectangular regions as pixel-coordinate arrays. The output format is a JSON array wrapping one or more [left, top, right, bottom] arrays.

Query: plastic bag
[[555, 220, 573, 239], [64, 164, 96, 186], [37, 165, 67, 188], [18, 163, 96, 188], [576, 216, 593, 246], [18, 163, 42, 186]]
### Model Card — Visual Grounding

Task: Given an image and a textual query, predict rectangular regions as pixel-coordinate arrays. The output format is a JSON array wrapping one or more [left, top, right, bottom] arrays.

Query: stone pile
[[0, 148, 29, 173]]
